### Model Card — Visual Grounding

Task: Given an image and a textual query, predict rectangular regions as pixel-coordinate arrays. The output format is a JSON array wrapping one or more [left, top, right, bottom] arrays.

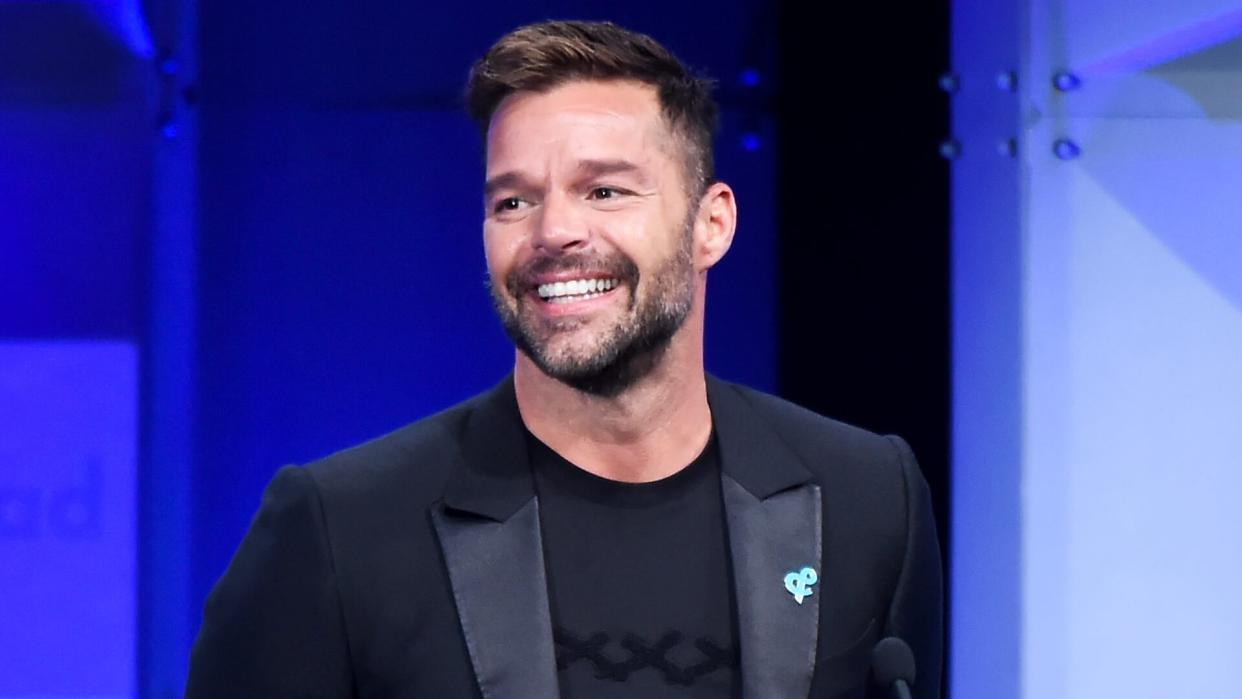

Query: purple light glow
[[1080, 7, 1242, 76], [86, 0, 154, 59]]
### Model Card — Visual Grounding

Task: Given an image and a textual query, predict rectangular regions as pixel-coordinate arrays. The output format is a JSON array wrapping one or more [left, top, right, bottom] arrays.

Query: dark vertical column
[[774, 5, 952, 692]]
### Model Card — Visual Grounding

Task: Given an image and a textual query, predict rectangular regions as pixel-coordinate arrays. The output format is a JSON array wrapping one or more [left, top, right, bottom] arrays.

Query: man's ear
[[693, 181, 737, 270]]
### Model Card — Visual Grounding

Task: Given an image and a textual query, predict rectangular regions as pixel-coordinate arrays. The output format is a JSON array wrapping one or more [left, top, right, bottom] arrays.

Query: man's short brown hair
[[466, 20, 718, 197]]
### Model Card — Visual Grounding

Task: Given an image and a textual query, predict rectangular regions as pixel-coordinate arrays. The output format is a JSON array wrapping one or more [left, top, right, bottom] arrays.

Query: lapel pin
[[784, 566, 818, 604]]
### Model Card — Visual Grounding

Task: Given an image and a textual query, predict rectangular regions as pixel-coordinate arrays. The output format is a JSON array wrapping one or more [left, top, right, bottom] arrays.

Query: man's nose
[[532, 192, 588, 253]]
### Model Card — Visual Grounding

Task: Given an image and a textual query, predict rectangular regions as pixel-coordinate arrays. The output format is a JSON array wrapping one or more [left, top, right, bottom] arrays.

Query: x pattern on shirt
[[553, 626, 740, 686]]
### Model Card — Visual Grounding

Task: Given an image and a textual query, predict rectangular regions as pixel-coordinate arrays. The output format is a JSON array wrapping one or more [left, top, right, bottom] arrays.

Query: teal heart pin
[[784, 566, 818, 604]]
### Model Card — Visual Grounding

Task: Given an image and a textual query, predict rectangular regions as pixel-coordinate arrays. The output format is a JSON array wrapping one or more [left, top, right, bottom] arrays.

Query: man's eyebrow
[[484, 160, 650, 197], [483, 171, 534, 198], [575, 159, 648, 182]]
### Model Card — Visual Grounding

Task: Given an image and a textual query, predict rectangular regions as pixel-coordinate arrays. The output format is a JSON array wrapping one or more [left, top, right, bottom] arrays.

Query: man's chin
[[518, 320, 615, 365], [520, 333, 673, 398], [523, 344, 615, 382]]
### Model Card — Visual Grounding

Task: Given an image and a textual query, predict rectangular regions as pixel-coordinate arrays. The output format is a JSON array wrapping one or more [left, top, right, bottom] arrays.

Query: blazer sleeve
[[185, 465, 354, 698], [882, 435, 944, 699]]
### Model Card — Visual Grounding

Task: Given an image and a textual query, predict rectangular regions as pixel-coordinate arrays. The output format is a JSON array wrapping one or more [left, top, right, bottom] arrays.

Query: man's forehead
[[484, 80, 678, 175], [493, 79, 662, 121]]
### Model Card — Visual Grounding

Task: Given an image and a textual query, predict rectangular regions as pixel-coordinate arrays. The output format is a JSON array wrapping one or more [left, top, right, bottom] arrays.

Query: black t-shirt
[[529, 430, 740, 698]]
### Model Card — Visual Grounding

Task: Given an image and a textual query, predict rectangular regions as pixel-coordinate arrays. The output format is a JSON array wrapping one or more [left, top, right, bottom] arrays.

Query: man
[[186, 20, 942, 699]]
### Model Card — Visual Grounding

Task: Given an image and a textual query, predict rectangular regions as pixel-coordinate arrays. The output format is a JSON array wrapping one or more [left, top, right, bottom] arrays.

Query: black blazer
[[186, 375, 942, 698]]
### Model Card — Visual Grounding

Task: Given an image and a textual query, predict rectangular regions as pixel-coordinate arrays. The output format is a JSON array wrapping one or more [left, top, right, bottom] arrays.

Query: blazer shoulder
[[725, 382, 899, 456], [297, 389, 489, 507]]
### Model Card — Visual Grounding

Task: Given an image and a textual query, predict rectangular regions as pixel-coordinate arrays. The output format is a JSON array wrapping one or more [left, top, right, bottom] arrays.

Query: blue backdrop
[[1, 2, 777, 696]]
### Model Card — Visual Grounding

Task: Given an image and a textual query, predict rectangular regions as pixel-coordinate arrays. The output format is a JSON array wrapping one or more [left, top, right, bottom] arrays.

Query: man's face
[[483, 80, 699, 395]]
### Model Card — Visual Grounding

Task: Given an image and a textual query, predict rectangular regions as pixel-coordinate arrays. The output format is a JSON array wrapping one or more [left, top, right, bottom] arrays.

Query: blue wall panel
[[193, 107, 513, 605], [950, 0, 1023, 697], [1021, 3, 1242, 696], [952, 1, 1242, 696], [0, 342, 138, 698], [1, 6, 153, 695]]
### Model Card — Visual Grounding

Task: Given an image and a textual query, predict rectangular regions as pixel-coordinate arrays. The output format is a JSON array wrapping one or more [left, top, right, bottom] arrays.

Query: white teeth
[[536, 278, 620, 300], [548, 291, 606, 304]]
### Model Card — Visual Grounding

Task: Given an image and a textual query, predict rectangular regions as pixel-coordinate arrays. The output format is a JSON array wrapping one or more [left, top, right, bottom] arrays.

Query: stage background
[[4, 0, 1239, 697], [951, 2, 1242, 698], [3, 2, 786, 696]]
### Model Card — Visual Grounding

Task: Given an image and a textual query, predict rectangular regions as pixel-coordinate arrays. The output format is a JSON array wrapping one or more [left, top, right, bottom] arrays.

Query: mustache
[[506, 253, 640, 295]]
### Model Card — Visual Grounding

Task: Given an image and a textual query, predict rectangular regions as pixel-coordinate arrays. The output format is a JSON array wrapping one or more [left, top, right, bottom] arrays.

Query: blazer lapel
[[709, 377, 823, 699], [432, 377, 560, 699]]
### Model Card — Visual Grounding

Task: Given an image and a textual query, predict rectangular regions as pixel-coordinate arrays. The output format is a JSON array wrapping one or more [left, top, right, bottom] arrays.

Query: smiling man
[[187, 20, 942, 699]]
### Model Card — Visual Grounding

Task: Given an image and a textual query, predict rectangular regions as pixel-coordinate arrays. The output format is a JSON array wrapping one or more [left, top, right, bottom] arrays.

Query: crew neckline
[[527, 428, 720, 508]]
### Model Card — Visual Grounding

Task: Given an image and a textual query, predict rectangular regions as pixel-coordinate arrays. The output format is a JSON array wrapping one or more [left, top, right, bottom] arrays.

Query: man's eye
[[494, 197, 523, 213], [589, 187, 620, 200]]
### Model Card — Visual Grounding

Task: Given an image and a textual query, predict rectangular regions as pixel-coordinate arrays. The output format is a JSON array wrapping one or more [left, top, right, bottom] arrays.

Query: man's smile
[[536, 277, 621, 303], [526, 277, 627, 318], [536, 277, 619, 301]]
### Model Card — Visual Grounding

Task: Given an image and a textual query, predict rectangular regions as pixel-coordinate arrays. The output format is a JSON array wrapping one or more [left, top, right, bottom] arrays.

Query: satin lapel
[[708, 376, 822, 698], [431, 498, 560, 699], [723, 476, 823, 699], [432, 377, 559, 699]]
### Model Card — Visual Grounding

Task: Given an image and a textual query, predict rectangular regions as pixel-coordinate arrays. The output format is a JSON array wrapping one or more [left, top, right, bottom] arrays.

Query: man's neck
[[513, 347, 712, 484]]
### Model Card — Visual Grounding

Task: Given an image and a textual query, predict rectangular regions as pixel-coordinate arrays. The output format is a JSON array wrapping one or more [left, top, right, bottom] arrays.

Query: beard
[[488, 215, 696, 397]]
